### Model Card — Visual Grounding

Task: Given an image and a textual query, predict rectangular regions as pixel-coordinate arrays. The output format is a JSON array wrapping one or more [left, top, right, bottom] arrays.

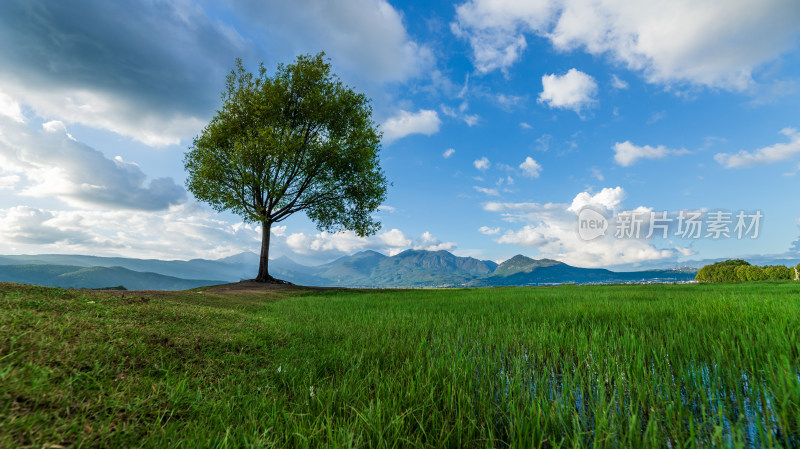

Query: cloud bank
[[0, 116, 185, 210], [452, 0, 800, 89]]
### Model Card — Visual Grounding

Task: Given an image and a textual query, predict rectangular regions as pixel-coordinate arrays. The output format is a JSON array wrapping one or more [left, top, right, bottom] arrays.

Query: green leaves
[[696, 259, 795, 282], [184, 53, 387, 233]]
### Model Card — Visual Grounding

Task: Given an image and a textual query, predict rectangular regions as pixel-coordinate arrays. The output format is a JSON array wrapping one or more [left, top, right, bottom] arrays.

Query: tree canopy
[[695, 259, 795, 282], [184, 53, 387, 282]]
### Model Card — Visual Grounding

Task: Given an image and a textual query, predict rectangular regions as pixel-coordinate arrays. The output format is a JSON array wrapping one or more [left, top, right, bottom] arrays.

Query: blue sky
[[1, 0, 799, 268]]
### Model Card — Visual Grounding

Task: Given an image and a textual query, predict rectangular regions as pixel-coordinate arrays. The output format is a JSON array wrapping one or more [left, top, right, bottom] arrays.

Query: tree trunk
[[255, 221, 271, 282]]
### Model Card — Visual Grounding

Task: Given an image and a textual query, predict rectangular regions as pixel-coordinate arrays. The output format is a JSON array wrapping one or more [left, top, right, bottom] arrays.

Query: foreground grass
[[1, 282, 798, 448]]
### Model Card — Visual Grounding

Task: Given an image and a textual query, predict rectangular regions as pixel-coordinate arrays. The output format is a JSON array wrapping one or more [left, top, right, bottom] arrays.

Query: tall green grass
[[1, 282, 798, 447]]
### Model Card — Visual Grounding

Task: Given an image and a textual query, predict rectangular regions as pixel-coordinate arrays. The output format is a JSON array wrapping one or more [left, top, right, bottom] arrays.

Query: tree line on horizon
[[695, 259, 798, 282]]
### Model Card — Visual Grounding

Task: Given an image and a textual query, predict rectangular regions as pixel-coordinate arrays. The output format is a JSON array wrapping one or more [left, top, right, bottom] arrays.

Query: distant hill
[[294, 250, 694, 287], [470, 257, 694, 286], [490, 255, 561, 277], [0, 250, 697, 289], [0, 253, 259, 282], [302, 249, 498, 287], [0, 264, 226, 290]]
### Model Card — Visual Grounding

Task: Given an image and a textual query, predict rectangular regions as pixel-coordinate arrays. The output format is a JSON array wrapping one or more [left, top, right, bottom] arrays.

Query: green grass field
[[1, 281, 798, 448]]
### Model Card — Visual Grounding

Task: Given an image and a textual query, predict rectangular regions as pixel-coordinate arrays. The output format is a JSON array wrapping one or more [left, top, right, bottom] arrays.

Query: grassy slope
[[1, 282, 799, 448]]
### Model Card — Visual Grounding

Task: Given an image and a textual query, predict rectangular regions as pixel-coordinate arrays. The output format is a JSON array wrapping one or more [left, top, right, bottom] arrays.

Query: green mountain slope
[[0, 250, 698, 288], [0, 264, 225, 290], [312, 249, 498, 287], [490, 255, 562, 277]]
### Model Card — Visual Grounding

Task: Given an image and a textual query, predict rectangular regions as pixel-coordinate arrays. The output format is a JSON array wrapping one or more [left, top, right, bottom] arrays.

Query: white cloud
[[463, 114, 480, 126], [473, 186, 500, 196], [231, 0, 433, 84], [474, 157, 490, 171], [282, 227, 455, 259], [378, 228, 412, 247], [0, 204, 262, 260], [538, 69, 597, 114], [0, 203, 451, 264], [485, 187, 681, 267], [0, 2, 246, 147], [714, 128, 800, 168], [519, 157, 542, 178], [382, 109, 441, 143], [450, 0, 555, 73], [613, 141, 688, 167], [0, 116, 185, 210], [413, 231, 457, 251], [496, 94, 525, 109], [611, 74, 628, 90], [452, 0, 800, 90], [519, 122, 532, 129], [0, 90, 24, 123], [567, 186, 625, 213], [0, 206, 92, 245], [2, 86, 205, 147], [441, 103, 480, 127], [286, 231, 370, 255], [479, 226, 501, 235], [0, 174, 19, 190], [0, 0, 434, 147], [590, 167, 604, 181], [443, 148, 456, 158]]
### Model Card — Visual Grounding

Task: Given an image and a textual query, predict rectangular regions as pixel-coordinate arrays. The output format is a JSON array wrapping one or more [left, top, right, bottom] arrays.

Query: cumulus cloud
[[613, 141, 688, 167], [0, 204, 263, 260], [414, 231, 457, 251], [382, 109, 441, 143], [538, 69, 597, 114], [283, 228, 455, 259], [230, 0, 433, 84], [485, 186, 681, 267], [443, 148, 456, 158], [519, 157, 542, 178], [450, 0, 555, 73], [378, 228, 412, 247], [0, 0, 432, 147], [285, 231, 371, 255], [474, 157, 490, 171], [0, 201, 455, 264], [0, 1, 249, 146], [0, 206, 93, 245], [0, 116, 185, 210], [0, 90, 23, 123], [452, 0, 800, 90], [567, 186, 625, 213], [714, 128, 800, 168]]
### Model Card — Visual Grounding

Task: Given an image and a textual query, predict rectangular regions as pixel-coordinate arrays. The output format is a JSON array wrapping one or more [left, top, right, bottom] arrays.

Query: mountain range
[[0, 250, 697, 290]]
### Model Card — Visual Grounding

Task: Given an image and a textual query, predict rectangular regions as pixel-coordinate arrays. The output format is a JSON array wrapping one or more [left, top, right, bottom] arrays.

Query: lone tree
[[184, 53, 387, 283]]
